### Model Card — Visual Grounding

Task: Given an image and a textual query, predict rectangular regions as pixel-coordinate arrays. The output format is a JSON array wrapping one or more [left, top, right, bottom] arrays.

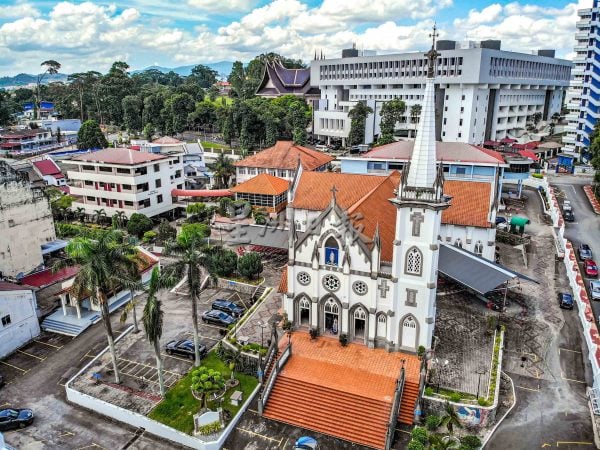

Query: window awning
[[438, 244, 536, 295]]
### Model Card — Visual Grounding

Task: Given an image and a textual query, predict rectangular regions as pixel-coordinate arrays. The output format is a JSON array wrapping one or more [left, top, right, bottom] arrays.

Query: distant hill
[[0, 61, 236, 90], [131, 61, 235, 78], [0, 72, 68, 89]]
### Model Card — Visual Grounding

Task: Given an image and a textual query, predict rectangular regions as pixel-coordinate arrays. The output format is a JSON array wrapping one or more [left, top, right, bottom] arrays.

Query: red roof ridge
[[348, 174, 393, 215]]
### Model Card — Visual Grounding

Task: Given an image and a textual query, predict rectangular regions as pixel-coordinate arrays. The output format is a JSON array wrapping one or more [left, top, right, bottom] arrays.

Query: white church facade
[[283, 44, 453, 352]]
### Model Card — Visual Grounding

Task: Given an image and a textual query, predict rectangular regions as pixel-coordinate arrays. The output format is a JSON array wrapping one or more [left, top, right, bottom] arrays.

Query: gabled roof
[[152, 136, 182, 145], [0, 281, 31, 292], [70, 148, 166, 165], [21, 266, 80, 289], [291, 171, 493, 262], [231, 173, 289, 196], [235, 141, 334, 171], [360, 141, 506, 165], [256, 61, 315, 96], [32, 158, 62, 176]]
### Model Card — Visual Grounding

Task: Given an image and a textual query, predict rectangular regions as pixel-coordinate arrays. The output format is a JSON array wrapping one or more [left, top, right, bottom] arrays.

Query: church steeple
[[405, 24, 439, 191]]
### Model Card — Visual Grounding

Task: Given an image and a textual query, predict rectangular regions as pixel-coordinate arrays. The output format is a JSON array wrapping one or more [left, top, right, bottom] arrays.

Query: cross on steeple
[[330, 185, 338, 202], [410, 211, 425, 237], [425, 23, 440, 79]]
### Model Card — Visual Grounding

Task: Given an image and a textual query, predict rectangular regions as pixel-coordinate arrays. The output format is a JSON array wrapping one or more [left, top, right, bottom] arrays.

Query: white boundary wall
[[65, 327, 260, 450]]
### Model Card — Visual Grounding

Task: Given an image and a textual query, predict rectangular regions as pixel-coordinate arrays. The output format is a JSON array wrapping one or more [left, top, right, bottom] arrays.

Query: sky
[[0, 0, 591, 76]]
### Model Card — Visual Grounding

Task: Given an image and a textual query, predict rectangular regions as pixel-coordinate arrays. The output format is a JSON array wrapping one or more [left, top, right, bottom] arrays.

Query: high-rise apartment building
[[563, 1, 600, 160], [311, 41, 571, 146]]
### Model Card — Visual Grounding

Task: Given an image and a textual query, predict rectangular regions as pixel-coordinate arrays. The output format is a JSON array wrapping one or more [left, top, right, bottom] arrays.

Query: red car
[[585, 260, 599, 277]]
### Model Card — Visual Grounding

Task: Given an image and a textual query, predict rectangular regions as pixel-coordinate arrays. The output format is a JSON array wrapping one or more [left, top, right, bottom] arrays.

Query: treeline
[[0, 53, 309, 150]]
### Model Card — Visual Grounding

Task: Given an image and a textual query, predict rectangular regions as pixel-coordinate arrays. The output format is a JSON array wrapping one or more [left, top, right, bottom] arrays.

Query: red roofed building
[[234, 140, 334, 184], [32, 157, 66, 186], [64, 148, 185, 219]]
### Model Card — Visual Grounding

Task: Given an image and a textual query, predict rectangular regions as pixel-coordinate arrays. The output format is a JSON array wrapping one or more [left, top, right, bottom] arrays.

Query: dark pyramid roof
[[256, 60, 317, 97]]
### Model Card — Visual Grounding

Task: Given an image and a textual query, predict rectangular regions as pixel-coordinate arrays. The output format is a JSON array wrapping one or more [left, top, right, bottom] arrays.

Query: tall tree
[[377, 99, 406, 146], [142, 267, 167, 395], [122, 95, 143, 132], [348, 101, 373, 146], [188, 65, 219, 89], [214, 153, 235, 188], [56, 231, 141, 383], [163, 232, 211, 366], [36, 60, 61, 119], [77, 119, 108, 149], [410, 104, 422, 124], [166, 92, 195, 134]]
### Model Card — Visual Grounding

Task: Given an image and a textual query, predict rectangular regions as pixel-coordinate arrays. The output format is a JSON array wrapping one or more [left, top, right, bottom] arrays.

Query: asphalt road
[[488, 175, 597, 450], [0, 315, 178, 450]]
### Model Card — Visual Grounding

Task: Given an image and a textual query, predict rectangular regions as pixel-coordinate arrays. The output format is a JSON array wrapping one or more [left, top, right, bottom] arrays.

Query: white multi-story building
[[311, 41, 571, 146], [563, 2, 600, 160], [65, 148, 184, 218], [0, 282, 40, 359]]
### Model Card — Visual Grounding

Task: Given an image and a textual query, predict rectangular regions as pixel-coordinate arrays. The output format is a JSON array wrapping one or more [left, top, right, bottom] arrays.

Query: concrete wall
[[0, 180, 56, 277], [0, 288, 41, 359], [217, 277, 263, 295], [66, 327, 260, 450]]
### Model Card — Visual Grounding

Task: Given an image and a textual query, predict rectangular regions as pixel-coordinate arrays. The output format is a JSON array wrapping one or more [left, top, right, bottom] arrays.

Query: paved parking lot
[[0, 331, 72, 387]]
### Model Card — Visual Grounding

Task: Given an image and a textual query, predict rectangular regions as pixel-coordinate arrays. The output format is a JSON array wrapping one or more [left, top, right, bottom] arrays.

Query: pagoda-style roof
[[256, 61, 320, 98]]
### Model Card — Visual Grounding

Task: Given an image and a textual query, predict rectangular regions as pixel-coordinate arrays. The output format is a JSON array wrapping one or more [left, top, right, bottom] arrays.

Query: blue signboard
[[23, 102, 34, 111]]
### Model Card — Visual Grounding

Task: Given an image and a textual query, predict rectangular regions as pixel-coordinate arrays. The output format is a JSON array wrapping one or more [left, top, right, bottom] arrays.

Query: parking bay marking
[[33, 339, 62, 349], [17, 349, 45, 361], [0, 360, 28, 373], [235, 427, 282, 444]]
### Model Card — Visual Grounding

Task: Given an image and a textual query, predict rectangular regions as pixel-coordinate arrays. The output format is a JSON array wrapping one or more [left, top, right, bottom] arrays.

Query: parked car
[[495, 216, 507, 225], [212, 299, 245, 317], [585, 260, 599, 278], [563, 210, 575, 222], [578, 243, 593, 260], [295, 436, 319, 450], [0, 408, 34, 431], [558, 293, 574, 310], [563, 200, 572, 211], [202, 310, 237, 327], [591, 280, 600, 301], [165, 339, 206, 360]]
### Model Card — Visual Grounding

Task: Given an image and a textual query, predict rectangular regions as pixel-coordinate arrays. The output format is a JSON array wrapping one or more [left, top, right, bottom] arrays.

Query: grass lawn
[[200, 140, 229, 150], [147, 351, 259, 435]]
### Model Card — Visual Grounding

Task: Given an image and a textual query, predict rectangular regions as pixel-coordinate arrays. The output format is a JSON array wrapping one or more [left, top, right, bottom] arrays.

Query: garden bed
[[147, 351, 259, 435]]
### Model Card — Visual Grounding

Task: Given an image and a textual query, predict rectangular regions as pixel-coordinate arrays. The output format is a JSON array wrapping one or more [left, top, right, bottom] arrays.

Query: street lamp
[[259, 320, 268, 348]]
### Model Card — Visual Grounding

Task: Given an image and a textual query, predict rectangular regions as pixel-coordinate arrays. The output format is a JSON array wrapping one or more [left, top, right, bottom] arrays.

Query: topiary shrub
[[449, 392, 462, 403], [424, 386, 434, 397], [127, 213, 153, 238], [309, 327, 318, 340], [237, 252, 263, 280], [339, 333, 348, 347], [407, 440, 425, 450], [142, 230, 157, 243], [410, 426, 428, 445], [460, 434, 482, 449], [425, 414, 440, 431]]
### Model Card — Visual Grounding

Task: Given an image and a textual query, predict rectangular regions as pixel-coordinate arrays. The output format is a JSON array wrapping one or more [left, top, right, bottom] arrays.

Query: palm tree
[[36, 60, 61, 119], [119, 272, 143, 333], [112, 211, 127, 229], [142, 267, 166, 395], [93, 208, 107, 225], [56, 231, 141, 383], [428, 434, 460, 450], [439, 402, 462, 435], [213, 152, 235, 188], [75, 207, 86, 223], [163, 232, 211, 366]]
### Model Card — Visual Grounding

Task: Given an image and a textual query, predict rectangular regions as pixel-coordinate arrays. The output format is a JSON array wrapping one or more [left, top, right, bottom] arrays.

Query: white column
[[60, 294, 67, 316], [75, 302, 82, 319]]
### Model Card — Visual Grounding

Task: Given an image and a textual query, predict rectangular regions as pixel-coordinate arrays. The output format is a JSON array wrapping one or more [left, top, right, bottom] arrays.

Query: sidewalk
[[583, 185, 600, 214]]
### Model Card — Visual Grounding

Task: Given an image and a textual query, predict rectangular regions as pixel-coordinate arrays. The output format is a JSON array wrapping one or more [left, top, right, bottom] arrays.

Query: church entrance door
[[324, 298, 339, 335], [299, 298, 310, 327], [353, 307, 367, 342]]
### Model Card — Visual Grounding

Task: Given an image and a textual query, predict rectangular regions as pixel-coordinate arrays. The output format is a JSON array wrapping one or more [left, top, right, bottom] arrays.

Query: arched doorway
[[352, 306, 367, 342], [376, 313, 387, 347], [299, 298, 310, 327], [400, 315, 418, 350], [323, 298, 339, 335]]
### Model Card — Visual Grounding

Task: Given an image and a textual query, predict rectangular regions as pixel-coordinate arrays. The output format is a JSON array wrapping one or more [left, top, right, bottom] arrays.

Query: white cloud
[[187, 0, 256, 12], [0, 0, 585, 76], [0, 2, 40, 19]]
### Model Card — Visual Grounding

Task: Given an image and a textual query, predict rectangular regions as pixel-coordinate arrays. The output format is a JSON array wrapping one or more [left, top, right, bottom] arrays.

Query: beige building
[[0, 161, 56, 277]]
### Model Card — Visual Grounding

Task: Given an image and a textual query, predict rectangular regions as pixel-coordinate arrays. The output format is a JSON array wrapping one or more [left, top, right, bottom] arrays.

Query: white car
[[590, 280, 600, 300]]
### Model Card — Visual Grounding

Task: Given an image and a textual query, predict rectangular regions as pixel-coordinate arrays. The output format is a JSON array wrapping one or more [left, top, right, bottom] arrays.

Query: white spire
[[406, 24, 439, 189]]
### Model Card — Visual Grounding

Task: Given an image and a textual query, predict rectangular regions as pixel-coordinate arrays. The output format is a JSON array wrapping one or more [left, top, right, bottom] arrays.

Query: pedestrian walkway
[[236, 290, 282, 346]]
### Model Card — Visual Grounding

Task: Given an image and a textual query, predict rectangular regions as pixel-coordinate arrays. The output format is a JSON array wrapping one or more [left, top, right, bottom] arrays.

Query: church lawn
[[147, 351, 259, 435], [200, 140, 229, 150]]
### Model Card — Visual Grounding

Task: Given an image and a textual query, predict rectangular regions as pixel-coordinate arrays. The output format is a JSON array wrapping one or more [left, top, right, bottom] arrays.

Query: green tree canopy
[[77, 119, 108, 149], [191, 366, 226, 409], [348, 101, 373, 146], [127, 213, 153, 238], [237, 252, 263, 280], [377, 99, 406, 146], [179, 223, 211, 244]]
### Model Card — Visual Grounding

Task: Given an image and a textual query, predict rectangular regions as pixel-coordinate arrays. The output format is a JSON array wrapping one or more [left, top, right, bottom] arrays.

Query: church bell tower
[[390, 25, 451, 352]]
